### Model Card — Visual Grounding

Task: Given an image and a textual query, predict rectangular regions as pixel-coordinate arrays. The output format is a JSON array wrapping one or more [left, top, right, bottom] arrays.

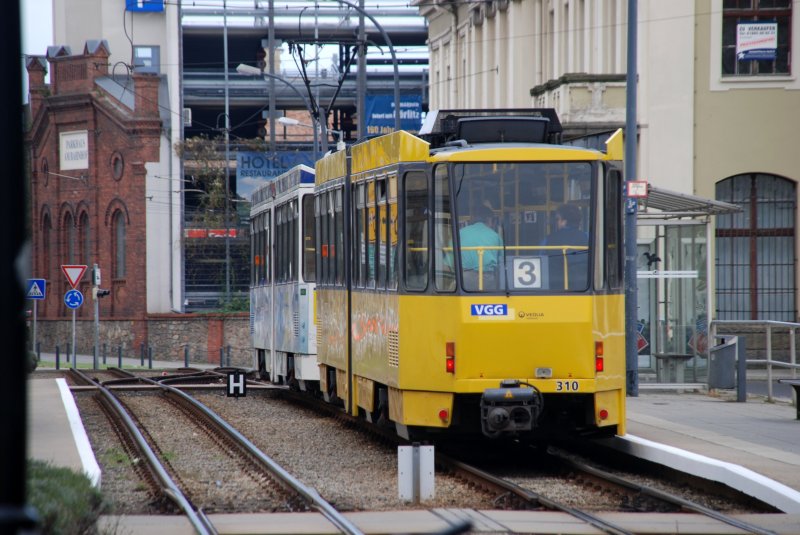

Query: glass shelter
[[635, 186, 741, 385]]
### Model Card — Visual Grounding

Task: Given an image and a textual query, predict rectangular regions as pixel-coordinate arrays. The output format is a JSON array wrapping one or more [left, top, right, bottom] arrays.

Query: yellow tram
[[313, 109, 626, 440]]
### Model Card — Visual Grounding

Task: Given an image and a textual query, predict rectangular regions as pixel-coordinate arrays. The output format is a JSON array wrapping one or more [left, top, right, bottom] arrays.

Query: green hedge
[[27, 460, 107, 534]]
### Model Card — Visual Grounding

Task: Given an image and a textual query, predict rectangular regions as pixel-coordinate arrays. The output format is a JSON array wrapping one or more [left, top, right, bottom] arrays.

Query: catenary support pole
[[625, 0, 639, 396]]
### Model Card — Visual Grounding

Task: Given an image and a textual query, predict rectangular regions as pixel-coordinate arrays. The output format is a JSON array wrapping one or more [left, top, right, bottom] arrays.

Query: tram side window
[[319, 192, 329, 284], [434, 165, 455, 292], [594, 168, 605, 289], [354, 183, 366, 288], [404, 171, 428, 291], [314, 196, 322, 285], [263, 211, 270, 284], [377, 178, 387, 289], [367, 181, 377, 288], [290, 199, 298, 282], [335, 187, 344, 286], [606, 169, 623, 289], [251, 211, 270, 285], [250, 214, 257, 285], [388, 175, 398, 290], [302, 195, 315, 282]]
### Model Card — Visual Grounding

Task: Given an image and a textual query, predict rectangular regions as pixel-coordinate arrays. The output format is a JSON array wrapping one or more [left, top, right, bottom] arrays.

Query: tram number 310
[[555, 381, 580, 392]]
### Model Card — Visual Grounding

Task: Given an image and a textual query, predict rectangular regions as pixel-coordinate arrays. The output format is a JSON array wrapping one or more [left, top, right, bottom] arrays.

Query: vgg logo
[[471, 304, 508, 316]]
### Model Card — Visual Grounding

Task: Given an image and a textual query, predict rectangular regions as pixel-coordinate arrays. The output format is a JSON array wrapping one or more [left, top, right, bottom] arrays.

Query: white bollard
[[398, 444, 434, 503]]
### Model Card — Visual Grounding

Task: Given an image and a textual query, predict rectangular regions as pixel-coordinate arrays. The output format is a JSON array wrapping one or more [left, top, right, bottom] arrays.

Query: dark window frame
[[722, 0, 792, 76]]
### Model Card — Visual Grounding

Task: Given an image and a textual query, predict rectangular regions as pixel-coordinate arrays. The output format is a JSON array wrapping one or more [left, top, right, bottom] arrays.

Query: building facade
[[26, 41, 170, 348], [53, 0, 186, 312]]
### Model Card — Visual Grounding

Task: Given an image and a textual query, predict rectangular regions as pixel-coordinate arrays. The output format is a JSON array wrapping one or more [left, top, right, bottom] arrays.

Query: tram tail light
[[595, 341, 604, 372], [446, 342, 455, 374]]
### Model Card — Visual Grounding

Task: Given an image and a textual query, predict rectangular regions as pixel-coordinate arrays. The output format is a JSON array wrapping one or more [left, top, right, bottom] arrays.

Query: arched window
[[64, 212, 75, 264], [42, 214, 52, 281], [79, 212, 91, 266], [716, 174, 796, 321], [113, 210, 126, 279]]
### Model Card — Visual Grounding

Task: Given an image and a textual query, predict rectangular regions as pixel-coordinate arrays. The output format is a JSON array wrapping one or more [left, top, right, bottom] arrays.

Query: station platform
[[26, 373, 800, 533]]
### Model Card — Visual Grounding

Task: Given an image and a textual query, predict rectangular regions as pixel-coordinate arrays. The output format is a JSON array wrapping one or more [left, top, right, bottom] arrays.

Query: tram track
[[66, 369, 786, 533], [67, 368, 363, 535], [276, 384, 781, 535]]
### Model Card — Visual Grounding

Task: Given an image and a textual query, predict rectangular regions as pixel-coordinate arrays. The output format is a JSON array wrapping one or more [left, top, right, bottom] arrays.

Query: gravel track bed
[[117, 391, 299, 514], [195, 391, 500, 512], [74, 393, 156, 515]]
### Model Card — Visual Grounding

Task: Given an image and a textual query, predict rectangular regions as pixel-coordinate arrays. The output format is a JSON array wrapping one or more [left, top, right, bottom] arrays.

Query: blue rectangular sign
[[365, 95, 423, 136], [470, 304, 508, 316], [126, 0, 164, 12], [26, 279, 46, 300], [236, 151, 314, 200]]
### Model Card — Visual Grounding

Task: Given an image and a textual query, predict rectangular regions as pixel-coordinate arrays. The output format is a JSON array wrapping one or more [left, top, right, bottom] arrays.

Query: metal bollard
[[184, 345, 189, 368], [140, 343, 144, 366], [36, 342, 41, 364], [118, 346, 123, 368], [148, 346, 153, 369], [55, 345, 60, 370], [102, 343, 107, 365], [219, 347, 224, 367], [226, 345, 231, 367], [66, 342, 70, 363]]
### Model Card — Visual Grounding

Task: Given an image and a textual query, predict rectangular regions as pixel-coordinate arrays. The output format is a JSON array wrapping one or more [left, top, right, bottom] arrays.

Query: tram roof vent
[[420, 108, 562, 148]]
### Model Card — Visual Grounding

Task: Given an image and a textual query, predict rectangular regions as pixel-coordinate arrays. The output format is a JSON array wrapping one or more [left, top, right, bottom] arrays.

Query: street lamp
[[236, 64, 319, 161], [277, 116, 345, 152]]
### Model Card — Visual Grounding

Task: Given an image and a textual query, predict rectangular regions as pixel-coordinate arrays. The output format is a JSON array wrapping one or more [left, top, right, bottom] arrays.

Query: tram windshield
[[450, 161, 593, 292]]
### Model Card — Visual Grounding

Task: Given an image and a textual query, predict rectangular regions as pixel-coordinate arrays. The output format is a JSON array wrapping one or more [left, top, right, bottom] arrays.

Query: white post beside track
[[398, 444, 434, 503]]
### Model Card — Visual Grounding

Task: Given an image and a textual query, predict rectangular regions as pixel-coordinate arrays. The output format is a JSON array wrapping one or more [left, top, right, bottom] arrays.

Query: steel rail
[[435, 452, 635, 535], [550, 449, 778, 535], [68, 369, 217, 535], [133, 374, 364, 535]]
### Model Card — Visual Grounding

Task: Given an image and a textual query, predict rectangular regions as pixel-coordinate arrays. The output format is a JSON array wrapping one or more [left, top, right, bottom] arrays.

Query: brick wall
[[32, 314, 251, 367]]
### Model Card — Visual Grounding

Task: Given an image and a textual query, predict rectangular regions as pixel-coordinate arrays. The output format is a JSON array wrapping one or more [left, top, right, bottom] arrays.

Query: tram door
[[637, 222, 709, 383]]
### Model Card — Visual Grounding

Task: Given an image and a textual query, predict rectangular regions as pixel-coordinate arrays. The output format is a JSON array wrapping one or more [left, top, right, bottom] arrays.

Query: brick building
[[26, 40, 173, 349]]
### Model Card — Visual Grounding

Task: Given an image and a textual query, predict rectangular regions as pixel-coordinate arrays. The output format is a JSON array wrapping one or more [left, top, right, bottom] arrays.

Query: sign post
[[25, 279, 46, 353], [62, 265, 87, 367]]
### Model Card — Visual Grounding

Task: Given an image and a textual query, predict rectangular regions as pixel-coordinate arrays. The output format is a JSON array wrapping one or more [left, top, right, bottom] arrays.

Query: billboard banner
[[236, 151, 314, 200], [365, 95, 423, 136]]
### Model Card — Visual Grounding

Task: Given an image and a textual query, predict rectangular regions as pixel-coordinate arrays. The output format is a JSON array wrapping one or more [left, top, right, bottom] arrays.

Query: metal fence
[[710, 320, 800, 401]]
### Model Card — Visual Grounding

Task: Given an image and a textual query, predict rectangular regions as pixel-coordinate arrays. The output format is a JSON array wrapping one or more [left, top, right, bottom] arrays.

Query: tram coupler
[[480, 380, 542, 437]]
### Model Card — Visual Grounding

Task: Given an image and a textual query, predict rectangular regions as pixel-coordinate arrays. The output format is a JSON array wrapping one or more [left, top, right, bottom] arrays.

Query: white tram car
[[250, 164, 318, 389]]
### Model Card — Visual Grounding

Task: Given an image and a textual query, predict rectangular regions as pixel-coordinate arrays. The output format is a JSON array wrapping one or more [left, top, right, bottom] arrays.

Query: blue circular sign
[[64, 289, 84, 309]]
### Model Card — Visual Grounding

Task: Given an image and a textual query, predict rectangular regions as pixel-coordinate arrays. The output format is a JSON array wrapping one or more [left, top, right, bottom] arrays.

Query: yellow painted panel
[[351, 291, 400, 385], [594, 389, 625, 434], [351, 131, 429, 173], [316, 288, 348, 370], [315, 149, 347, 186], [604, 129, 623, 161], [388, 387, 453, 428], [395, 293, 626, 395]]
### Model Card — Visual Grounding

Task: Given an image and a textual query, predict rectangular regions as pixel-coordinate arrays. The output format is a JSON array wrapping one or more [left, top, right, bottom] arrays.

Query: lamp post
[[236, 64, 319, 161], [277, 116, 345, 153]]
